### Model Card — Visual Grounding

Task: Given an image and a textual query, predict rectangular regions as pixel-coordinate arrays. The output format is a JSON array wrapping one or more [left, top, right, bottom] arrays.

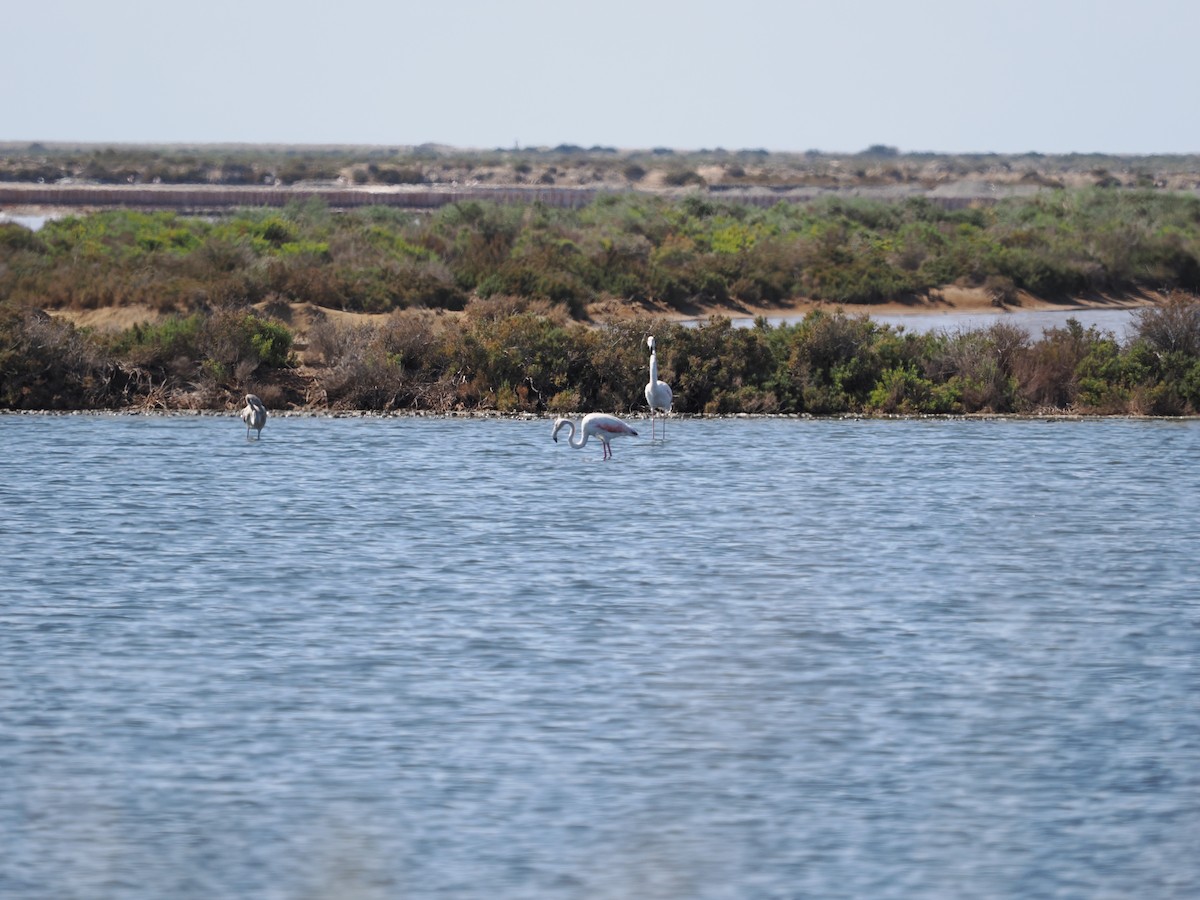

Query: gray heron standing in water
[[240, 394, 268, 439]]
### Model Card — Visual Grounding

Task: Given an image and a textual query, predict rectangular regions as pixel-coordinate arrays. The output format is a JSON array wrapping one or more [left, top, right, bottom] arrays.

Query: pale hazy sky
[[5, 0, 1197, 154]]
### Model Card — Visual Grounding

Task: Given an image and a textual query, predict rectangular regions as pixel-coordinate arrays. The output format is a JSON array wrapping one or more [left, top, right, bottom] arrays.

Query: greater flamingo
[[240, 393, 268, 439], [645, 335, 673, 440], [552, 413, 638, 460]]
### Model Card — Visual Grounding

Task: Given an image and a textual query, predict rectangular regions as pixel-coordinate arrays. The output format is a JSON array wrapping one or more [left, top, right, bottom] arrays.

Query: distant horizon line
[[2, 139, 1196, 159]]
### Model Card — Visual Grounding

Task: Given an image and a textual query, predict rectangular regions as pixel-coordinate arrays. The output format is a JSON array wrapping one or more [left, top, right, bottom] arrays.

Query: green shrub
[[924, 328, 1018, 413], [104, 311, 292, 391], [245, 316, 294, 369], [666, 317, 777, 413], [1075, 337, 1134, 412], [869, 365, 936, 413], [0, 222, 45, 253], [107, 314, 206, 367], [779, 310, 887, 412]]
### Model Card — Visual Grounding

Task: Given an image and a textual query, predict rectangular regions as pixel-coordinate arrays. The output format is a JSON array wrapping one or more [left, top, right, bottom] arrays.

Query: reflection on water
[[2, 415, 1198, 899]]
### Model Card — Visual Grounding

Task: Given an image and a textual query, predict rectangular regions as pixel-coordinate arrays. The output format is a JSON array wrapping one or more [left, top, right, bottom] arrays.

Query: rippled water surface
[[2, 414, 1198, 899]]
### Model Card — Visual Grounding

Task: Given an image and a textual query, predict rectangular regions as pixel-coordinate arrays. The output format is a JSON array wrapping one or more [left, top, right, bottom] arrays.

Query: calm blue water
[[2, 413, 1198, 900]]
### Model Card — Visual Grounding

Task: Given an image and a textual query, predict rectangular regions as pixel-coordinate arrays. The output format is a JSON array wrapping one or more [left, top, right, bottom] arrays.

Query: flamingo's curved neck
[[558, 419, 589, 449], [649, 348, 659, 385]]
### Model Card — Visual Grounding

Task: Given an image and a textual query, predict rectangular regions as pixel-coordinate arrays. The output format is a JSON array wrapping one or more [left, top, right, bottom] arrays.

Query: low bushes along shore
[[3, 292, 1200, 417]]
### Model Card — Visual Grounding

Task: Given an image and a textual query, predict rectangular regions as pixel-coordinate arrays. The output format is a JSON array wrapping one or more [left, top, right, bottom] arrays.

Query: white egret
[[645, 336, 673, 440]]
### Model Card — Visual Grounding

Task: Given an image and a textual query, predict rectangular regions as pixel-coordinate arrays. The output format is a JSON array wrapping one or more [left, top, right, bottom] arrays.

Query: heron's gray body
[[241, 394, 268, 439]]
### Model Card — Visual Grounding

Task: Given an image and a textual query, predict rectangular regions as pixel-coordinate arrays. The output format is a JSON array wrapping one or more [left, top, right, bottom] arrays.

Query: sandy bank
[[49, 287, 1162, 342], [583, 286, 1162, 328]]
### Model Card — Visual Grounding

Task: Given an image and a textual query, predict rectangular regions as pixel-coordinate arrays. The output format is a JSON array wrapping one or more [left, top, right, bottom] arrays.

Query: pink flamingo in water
[[552, 413, 638, 460]]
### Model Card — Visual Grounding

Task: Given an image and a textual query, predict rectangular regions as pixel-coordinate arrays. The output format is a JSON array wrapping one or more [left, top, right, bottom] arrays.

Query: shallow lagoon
[[706, 306, 1144, 340], [2, 414, 1198, 899]]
